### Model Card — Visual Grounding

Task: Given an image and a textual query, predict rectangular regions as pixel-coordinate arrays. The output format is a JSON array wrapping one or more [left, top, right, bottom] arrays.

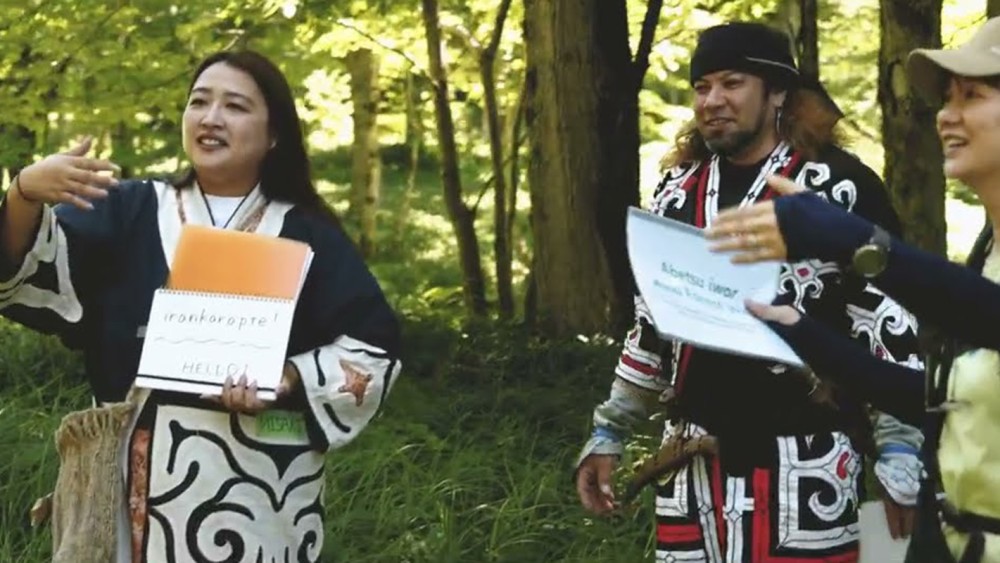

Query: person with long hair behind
[[1, 50, 401, 562]]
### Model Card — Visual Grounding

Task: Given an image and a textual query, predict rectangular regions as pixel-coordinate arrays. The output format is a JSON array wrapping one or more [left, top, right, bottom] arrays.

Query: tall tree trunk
[[878, 0, 945, 254], [506, 78, 527, 268], [593, 1, 641, 332], [398, 69, 422, 243], [482, 0, 515, 318], [523, 0, 658, 334], [345, 48, 382, 258], [507, 81, 538, 326], [110, 122, 135, 179], [989, 0, 1000, 18], [421, 0, 488, 316], [601, 0, 663, 330], [796, 0, 819, 83]]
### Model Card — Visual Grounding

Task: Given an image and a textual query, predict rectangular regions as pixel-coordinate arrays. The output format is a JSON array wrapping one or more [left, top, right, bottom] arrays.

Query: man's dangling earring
[[775, 107, 784, 133]]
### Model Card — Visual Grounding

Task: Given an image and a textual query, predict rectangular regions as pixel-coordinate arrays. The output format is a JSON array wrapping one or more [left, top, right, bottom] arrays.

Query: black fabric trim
[[321, 404, 352, 434]]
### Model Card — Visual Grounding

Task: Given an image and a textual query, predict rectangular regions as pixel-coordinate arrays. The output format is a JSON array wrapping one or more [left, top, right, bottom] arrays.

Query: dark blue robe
[[0, 179, 402, 562]]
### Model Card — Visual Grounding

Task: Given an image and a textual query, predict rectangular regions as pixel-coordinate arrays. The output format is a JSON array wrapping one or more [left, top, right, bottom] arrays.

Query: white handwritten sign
[[136, 290, 295, 400], [627, 207, 804, 366]]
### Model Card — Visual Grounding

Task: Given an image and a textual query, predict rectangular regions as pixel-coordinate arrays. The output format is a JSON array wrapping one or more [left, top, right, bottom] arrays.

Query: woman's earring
[[775, 107, 783, 133]]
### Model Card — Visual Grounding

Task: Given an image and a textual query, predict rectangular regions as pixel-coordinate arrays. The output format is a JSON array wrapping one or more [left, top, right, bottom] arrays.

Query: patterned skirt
[[654, 425, 861, 563], [126, 393, 326, 562]]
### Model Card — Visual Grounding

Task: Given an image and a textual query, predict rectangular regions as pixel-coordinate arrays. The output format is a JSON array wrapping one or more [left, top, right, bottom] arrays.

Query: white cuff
[[874, 447, 923, 506], [288, 335, 401, 451]]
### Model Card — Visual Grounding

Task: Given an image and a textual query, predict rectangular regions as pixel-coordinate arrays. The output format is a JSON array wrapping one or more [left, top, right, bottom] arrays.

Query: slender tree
[[796, 0, 819, 83], [523, 0, 661, 334], [878, 0, 946, 254], [482, 0, 516, 318], [421, 0, 488, 316], [345, 48, 382, 258]]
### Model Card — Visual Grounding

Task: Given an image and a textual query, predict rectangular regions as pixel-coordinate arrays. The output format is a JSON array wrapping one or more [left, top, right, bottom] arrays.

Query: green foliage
[[0, 0, 988, 209], [316, 319, 653, 562], [0, 310, 660, 562], [0, 0, 525, 211], [0, 140, 627, 561], [1, 0, 307, 169], [0, 323, 90, 561], [0, 2, 991, 559]]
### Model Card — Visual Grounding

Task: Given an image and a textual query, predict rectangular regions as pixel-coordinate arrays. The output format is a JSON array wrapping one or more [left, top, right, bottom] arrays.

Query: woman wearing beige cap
[[702, 16, 1000, 563]]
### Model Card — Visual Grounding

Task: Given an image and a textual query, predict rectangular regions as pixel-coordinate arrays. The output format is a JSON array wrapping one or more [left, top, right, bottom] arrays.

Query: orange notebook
[[168, 225, 313, 300]]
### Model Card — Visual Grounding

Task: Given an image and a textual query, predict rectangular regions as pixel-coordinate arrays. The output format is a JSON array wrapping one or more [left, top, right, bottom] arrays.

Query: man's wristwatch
[[852, 225, 891, 278]]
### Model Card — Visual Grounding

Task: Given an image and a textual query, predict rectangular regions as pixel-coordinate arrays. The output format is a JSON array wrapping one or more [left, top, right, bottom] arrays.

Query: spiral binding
[[156, 288, 292, 304]]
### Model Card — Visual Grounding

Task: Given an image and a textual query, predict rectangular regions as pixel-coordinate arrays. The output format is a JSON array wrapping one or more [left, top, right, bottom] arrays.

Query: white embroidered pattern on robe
[[0, 206, 82, 321]]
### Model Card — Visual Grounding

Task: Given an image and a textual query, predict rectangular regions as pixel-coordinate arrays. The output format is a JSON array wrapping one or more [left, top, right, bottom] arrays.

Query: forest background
[[0, 0, 990, 560]]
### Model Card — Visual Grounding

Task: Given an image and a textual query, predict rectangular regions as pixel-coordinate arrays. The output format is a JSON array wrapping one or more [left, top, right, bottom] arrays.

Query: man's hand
[[880, 483, 916, 539], [576, 454, 618, 515], [874, 444, 922, 539]]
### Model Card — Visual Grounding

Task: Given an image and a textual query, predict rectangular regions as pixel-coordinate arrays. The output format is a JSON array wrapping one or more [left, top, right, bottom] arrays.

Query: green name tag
[[257, 410, 307, 439]]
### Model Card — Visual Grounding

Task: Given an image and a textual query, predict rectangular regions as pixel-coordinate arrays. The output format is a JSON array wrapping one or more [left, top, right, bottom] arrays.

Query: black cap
[[690, 22, 799, 87]]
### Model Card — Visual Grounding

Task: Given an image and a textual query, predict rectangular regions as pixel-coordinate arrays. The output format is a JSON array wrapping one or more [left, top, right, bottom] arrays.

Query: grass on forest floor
[[0, 315, 661, 563], [0, 151, 925, 562]]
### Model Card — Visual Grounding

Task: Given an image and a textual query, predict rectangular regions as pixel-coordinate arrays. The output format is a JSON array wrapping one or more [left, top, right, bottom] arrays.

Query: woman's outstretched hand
[[705, 175, 805, 264], [15, 137, 120, 210]]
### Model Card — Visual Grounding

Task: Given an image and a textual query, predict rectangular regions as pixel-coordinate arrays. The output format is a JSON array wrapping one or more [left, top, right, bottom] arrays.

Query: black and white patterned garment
[[0, 180, 402, 562], [589, 143, 924, 562]]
